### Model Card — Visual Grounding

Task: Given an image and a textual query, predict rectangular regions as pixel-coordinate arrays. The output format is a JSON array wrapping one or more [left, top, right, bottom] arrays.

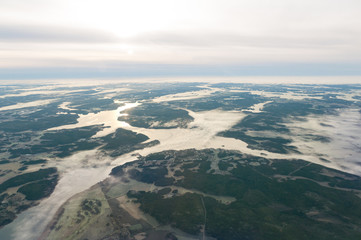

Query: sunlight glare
[[67, 0, 188, 37]]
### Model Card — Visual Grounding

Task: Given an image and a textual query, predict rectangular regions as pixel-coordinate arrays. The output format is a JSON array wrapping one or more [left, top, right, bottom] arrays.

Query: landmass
[[41, 149, 361, 240], [0, 82, 360, 240]]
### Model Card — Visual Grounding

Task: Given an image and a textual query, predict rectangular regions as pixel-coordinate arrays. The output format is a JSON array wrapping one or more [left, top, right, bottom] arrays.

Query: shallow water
[[48, 101, 139, 138]]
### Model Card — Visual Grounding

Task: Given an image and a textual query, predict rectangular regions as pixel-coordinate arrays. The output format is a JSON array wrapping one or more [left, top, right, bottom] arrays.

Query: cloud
[[0, 0, 360, 75], [127, 29, 361, 49], [0, 24, 118, 43]]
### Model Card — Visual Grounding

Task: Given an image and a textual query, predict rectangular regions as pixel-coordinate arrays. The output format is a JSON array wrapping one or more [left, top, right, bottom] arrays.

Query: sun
[[66, 0, 186, 38]]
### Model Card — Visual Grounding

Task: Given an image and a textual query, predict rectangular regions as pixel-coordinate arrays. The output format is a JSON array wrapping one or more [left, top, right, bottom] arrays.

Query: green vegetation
[[9, 126, 103, 158], [0, 168, 57, 193], [0, 168, 59, 227], [74, 199, 103, 224], [81, 199, 102, 214], [158, 187, 172, 195], [66, 98, 119, 114], [0, 209, 16, 227], [124, 149, 361, 240], [218, 98, 349, 153], [18, 166, 28, 171], [169, 91, 264, 112], [100, 128, 159, 157], [17, 178, 58, 200], [0, 160, 10, 165], [221, 130, 298, 153], [218, 160, 232, 171], [128, 191, 204, 234], [1, 82, 360, 233], [119, 103, 193, 129], [290, 163, 361, 190], [41, 126, 101, 144], [22, 159, 47, 165], [0, 103, 79, 133], [144, 152, 168, 161], [128, 167, 174, 186], [117, 83, 203, 102], [109, 165, 125, 176], [8, 126, 157, 159], [101, 128, 149, 150]]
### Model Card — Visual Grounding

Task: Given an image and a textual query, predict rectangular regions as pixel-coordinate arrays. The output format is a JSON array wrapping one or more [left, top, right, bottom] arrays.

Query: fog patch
[[58, 102, 76, 111], [117, 107, 319, 162], [230, 90, 323, 100], [243, 101, 272, 113], [0, 89, 90, 99], [0, 99, 55, 111], [286, 109, 361, 175], [245, 130, 286, 139], [152, 88, 221, 103]]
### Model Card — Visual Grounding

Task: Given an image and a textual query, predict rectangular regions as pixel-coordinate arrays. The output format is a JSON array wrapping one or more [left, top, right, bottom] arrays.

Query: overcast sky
[[1, 0, 361, 79]]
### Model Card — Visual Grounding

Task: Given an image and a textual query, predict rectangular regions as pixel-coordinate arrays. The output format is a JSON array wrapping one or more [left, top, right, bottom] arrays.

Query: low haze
[[1, 0, 361, 78]]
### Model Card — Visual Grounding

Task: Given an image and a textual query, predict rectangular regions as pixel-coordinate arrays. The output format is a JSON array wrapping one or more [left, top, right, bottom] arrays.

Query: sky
[[1, 0, 361, 79]]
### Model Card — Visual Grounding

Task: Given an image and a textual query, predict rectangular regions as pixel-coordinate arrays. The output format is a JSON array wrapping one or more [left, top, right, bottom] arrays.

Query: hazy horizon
[[1, 0, 361, 80]]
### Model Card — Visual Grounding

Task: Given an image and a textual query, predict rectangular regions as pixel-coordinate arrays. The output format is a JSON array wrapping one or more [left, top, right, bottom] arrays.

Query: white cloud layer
[[0, 0, 361, 74]]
